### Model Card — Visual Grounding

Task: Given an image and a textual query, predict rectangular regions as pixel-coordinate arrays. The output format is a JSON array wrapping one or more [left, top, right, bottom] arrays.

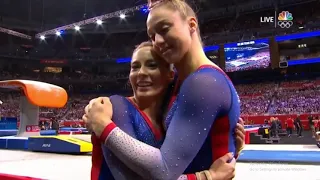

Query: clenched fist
[[82, 97, 113, 137]]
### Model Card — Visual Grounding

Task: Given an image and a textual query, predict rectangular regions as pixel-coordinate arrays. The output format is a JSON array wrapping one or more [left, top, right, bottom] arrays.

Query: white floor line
[[0, 144, 319, 180], [244, 144, 320, 151]]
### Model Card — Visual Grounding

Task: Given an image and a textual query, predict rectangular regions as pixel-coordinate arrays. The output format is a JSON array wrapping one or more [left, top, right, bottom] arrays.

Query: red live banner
[[26, 125, 40, 132]]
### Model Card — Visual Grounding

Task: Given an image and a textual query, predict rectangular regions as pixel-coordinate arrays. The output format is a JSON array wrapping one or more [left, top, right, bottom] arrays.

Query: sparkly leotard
[[92, 95, 195, 180], [91, 95, 163, 180], [101, 65, 240, 180]]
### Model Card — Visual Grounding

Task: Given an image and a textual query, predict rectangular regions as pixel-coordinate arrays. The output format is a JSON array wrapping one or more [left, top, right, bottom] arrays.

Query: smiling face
[[146, 0, 200, 64], [129, 45, 173, 100], [147, 9, 191, 64]]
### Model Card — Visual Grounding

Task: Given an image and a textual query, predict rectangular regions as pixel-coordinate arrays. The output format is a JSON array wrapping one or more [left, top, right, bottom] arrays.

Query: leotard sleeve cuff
[[99, 122, 117, 143], [187, 174, 197, 180]]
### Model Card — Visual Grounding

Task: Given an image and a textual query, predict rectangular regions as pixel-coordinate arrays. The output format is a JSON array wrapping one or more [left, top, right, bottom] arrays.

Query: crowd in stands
[[236, 82, 276, 115], [1, 78, 319, 121], [274, 80, 320, 114], [284, 51, 320, 61]]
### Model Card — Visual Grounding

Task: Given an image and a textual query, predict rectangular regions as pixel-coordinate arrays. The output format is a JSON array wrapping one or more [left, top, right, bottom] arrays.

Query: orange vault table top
[[0, 80, 68, 108]]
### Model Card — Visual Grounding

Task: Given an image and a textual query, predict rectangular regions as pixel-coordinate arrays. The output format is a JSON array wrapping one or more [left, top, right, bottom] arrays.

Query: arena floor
[[0, 145, 319, 180]]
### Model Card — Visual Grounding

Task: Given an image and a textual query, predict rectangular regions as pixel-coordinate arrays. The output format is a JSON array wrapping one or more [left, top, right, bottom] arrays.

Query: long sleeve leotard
[[101, 66, 240, 180], [101, 96, 198, 180]]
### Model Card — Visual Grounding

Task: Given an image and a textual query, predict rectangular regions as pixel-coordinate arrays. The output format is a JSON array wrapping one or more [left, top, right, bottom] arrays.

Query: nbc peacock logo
[[277, 11, 293, 28]]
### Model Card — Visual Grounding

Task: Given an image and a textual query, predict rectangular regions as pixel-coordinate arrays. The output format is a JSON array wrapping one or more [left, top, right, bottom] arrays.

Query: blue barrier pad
[[40, 130, 57, 136], [27, 136, 93, 153], [59, 127, 87, 131], [238, 150, 320, 163], [0, 139, 7, 148], [0, 130, 18, 137], [28, 137, 79, 153], [0, 138, 28, 150], [7, 139, 28, 150]]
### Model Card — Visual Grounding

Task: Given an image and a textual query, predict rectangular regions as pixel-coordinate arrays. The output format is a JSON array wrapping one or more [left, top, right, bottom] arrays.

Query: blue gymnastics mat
[[238, 150, 320, 163]]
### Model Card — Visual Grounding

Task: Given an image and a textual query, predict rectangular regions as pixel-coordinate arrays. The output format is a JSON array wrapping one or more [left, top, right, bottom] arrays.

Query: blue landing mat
[[238, 150, 320, 163], [0, 130, 18, 136], [0, 138, 28, 150]]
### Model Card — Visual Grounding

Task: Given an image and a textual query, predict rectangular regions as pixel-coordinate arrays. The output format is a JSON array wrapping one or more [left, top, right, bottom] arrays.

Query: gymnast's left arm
[[96, 70, 235, 180]]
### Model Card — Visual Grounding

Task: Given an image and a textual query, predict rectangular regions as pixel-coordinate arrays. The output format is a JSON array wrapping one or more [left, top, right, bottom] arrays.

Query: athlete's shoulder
[[183, 65, 229, 87], [110, 94, 126, 100], [109, 95, 135, 122], [110, 95, 140, 113], [109, 95, 133, 111], [196, 64, 227, 77], [109, 95, 129, 104]]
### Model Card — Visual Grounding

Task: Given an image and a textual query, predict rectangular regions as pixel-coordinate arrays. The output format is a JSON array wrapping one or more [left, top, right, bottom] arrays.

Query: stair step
[[266, 140, 273, 143], [270, 138, 280, 140]]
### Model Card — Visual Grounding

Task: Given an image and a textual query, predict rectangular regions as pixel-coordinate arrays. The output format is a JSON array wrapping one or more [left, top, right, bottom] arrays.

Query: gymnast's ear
[[168, 64, 175, 81], [188, 17, 198, 34]]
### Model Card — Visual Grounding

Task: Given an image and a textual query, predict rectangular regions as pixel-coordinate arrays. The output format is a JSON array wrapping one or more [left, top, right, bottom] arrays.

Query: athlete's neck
[[174, 38, 212, 81], [130, 95, 163, 129]]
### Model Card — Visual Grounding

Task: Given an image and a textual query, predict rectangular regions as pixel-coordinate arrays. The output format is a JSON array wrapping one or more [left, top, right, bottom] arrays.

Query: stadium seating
[[1, 72, 319, 127]]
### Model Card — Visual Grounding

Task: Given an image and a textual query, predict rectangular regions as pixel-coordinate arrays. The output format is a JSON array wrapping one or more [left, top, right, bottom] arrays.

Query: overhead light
[[75, 26, 80, 31], [40, 35, 45, 40], [34, 4, 146, 38], [120, 14, 126, 19], [96, 20, 102, 25], [56, 31, 61, 36]]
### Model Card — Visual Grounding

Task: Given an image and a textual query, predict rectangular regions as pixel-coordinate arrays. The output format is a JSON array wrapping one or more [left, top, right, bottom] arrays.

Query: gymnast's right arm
[[102, 95, 211, 180]]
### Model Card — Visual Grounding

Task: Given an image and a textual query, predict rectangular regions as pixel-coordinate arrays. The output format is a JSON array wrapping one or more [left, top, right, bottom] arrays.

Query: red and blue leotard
[[91, 96, 164, 180], [92, 95, 197, 179], [99, 65, 241, 180]]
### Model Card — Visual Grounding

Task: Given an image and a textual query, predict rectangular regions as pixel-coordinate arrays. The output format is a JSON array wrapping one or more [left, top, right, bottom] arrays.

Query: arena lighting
[[35, 4, 147, 38], [224, 38, 269, 48], [275, 30, 320, 42], [140, 5, 149, 14], [74, 26, 80, 31], [40, 35, 45, 40], [96, 19, 103, 25], [120, 14, 126, 19], [203, 45, 219, 52], [0, 27, 32, 40], [288, 57, 320, 66]]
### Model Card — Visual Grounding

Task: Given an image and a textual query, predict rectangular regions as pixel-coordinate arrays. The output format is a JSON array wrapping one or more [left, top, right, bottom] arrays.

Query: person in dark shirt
[[270, 118, 278, 137], [308, 115, 315, 138], [51, 119, 59, 135], [294, 115, 302, 137]]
